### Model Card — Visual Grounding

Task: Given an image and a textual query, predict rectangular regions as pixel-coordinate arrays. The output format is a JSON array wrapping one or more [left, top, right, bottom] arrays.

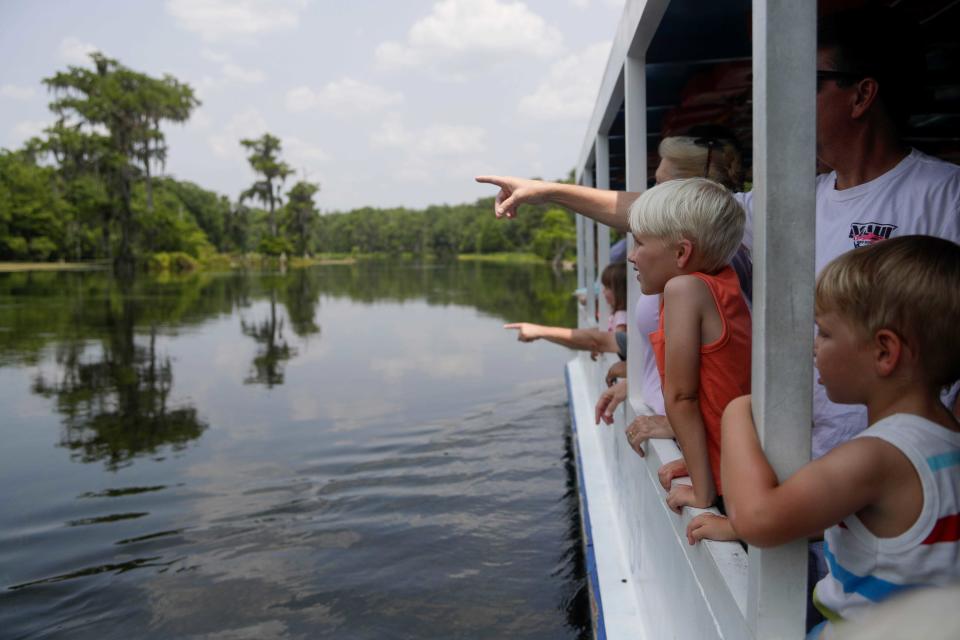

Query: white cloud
[[1, 84, 36, 100], [208, 109, 326, 182], [570, 0, 625, 7], [283, 135, 330, 169], [222, 63, 265, 84], [370, 115, 486, 157], [368, 115, 487, 185], [200, 48, 230, 64], [166, 0, 307, 41], [208, 108, 269, 159], [59, 36, 98, 65], [419, 124, 487, 155], [197, 49, 265, 89], [375, 0, 563, 70], [186, 108, 213, 131], [369, 115, 413, 149], [8, 120, 49, 147], [518, 40, 611, 120], [285, 78, 403, 115]]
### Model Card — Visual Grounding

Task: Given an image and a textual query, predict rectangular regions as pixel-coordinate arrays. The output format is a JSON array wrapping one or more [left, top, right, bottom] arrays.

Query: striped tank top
[[813, 413, 960, 634]]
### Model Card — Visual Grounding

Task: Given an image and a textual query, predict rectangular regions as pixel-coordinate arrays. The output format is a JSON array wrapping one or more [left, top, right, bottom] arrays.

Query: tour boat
[[564, 1, 958, 638]]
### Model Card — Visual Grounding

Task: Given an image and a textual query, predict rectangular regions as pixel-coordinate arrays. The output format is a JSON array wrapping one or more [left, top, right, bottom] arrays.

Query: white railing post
[[596, 135, 612, 394], [624, 54, 647, 416], [596, 134, 612, 313], [749, 0, 816, 637], [582, 167, 597, 331], [576, 213, 586, 328]]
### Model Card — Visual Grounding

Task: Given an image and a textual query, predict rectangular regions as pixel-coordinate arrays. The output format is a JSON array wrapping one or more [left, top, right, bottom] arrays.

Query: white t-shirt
[[737, 149, 960, 458], [633, 294, 665, 415]]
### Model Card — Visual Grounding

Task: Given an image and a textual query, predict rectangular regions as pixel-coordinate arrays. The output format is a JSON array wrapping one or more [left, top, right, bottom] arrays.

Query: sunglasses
[[694, 137, 718, 179], [816, 70, 863, 91]]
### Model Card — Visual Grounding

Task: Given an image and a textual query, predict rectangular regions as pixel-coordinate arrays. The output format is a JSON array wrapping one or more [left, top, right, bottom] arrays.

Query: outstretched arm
[[505, 323, 620, 353], [721, 396, 891, 548], [475, 175, 638, 232]]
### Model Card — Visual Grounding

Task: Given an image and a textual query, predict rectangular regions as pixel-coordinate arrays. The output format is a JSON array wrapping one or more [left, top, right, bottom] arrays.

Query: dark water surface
[[0, 262, 589, 639]]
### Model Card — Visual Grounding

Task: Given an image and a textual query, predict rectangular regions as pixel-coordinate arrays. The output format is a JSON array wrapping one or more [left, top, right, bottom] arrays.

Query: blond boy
[[717, 236, 960, 638], [597, 178, 751, 511]]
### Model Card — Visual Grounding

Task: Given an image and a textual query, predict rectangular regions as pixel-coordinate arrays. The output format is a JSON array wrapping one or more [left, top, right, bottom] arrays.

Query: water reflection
[[0, 261, 587, 639], [241, 289, 296, 387], [30, 280, 208, 470], [0, 262, 573, 363], [0, 262, 581, 470]]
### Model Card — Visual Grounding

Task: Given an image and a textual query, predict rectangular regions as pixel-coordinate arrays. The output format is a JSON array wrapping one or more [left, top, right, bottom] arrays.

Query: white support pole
[[748, 1, 816, 638], [596, 135, 612, 393], [596, 134, 612, 318], [576, 213, 586, 328], [624, 54, 647, 414], [582, 167, 597, 330]]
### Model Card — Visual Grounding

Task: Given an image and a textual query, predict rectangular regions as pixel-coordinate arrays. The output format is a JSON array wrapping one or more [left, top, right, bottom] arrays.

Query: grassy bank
[[1, 251, 556, 274], [457, 252, 545, 264], [0, 261, 110, 272]]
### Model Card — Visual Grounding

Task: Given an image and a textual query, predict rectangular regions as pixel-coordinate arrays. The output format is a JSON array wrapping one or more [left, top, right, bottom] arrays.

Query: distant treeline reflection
[[1, 262, 576, 468]]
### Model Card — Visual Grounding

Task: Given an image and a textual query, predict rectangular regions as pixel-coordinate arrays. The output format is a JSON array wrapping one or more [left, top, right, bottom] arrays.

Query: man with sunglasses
[[476, 6, 960, 437]]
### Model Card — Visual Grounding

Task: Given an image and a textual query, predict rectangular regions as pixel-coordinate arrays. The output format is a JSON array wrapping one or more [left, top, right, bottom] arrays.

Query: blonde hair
[[628, 178, 745, 273], [658, 136, 743, 190], [816, 235, 960, 387]]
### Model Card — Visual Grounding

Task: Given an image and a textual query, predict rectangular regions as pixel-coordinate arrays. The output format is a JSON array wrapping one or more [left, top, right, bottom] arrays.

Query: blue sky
[[0, 0, 624, 212]]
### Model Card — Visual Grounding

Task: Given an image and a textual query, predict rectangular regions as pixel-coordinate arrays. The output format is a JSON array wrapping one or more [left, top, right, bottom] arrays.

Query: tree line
[[0, 54, 576, 272]]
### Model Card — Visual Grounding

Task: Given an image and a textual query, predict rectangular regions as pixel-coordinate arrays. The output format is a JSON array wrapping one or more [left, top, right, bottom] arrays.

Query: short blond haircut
[[816, 235, 960, 388], [628, 177, 745, 272]]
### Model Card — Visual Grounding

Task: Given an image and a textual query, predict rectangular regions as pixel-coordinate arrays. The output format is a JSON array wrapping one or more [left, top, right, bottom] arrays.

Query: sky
[[0, 0, 625, 212]]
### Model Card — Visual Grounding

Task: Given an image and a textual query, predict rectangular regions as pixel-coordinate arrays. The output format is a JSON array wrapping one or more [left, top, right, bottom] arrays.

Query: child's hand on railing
[[665, 484, 698, 513], [686, 513, 737, 545], [658, 458, 688, 490]]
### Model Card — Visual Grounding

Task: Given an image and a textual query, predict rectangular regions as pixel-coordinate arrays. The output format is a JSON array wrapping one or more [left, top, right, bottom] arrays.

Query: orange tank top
[[649, 266, 751, 495]]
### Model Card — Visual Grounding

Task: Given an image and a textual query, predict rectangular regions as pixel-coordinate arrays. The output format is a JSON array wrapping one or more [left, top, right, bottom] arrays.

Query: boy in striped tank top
[[720, 235, 960, 639]]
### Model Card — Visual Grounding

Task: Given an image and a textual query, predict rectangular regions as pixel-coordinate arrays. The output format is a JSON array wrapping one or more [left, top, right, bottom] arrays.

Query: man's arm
[[475, 176, 638, 232], [504, 323, 620, 353], [721, 396, 888, 548], [662, 277, 716, 510]]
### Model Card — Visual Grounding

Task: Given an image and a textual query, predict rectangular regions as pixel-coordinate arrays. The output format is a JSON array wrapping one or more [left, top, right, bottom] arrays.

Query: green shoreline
[[0, 252, 556, 274]]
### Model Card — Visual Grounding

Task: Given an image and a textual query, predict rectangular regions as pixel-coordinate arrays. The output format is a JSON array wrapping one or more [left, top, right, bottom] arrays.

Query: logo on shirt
[[848, 222, 897, 248]]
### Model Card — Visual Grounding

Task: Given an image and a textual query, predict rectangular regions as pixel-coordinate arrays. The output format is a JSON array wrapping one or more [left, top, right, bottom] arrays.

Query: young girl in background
[[504, 261, 629, 356], [601, 261, 628, 333]]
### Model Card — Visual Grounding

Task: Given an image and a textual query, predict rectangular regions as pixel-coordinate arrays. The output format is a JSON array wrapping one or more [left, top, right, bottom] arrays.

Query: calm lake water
[[0, 262, 589, 639]]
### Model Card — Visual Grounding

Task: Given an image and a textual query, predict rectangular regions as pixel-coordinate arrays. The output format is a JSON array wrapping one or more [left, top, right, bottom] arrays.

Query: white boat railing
[[571, 1, 814, 637]]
